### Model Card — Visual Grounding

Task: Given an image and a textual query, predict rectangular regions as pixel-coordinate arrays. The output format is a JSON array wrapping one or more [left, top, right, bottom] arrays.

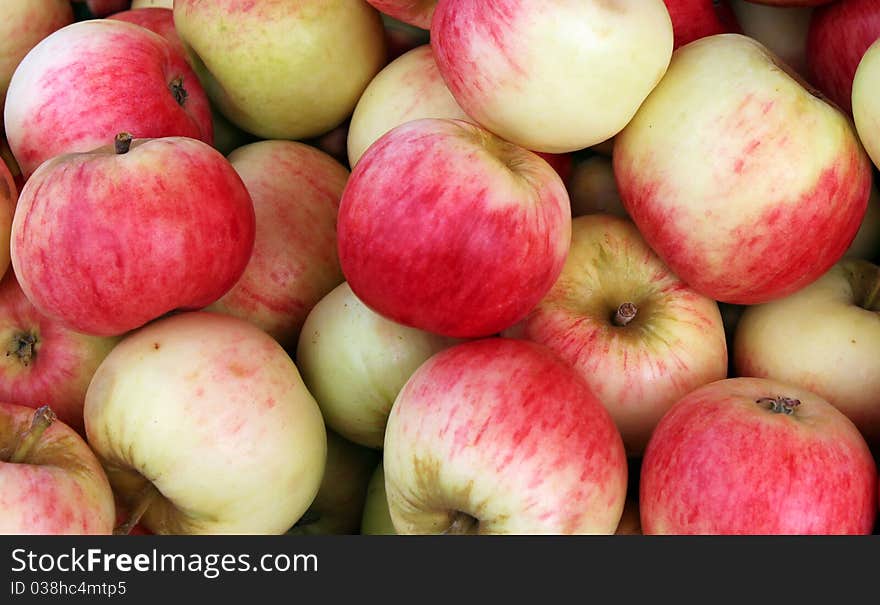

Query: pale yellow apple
[[854, 39, 880, 170], [360, 463, 396, 535]]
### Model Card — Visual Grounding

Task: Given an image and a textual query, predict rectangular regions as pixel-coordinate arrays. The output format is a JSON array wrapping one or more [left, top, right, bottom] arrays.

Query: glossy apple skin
[[11, 136, 255, 337], [338, 118, 570, 338], [208, 141, 347, 349], [641, 377, 877, 535], [367, 0, 435, 29], [807, 0, 880, 116], [734, 260, 880, 445], [84, 311, 328, 535], [614, 34, 872, 305], [4, 20, 212, 179], [664, 0, 740, 49], [507, 215, 727, 455], [384, 338, 628, 534], [431, 0, 673, 153], [109, 8, 188, 59], [0, 402, 115, 534], [854, 40, 880, 170]]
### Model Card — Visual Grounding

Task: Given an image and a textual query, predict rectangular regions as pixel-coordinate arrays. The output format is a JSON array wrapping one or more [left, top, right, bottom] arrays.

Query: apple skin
[[108, 7, 188, 59], [734, 259, 880, 446], [744, 0, 834, 6], [10, 135, 255, 337], [614, 34, 872, 305], [368, 0, 435, 30], [4, 20, 212, 179], [663, 0, 740, 49], [640, 377, 877, 534], [132, 0, 172, 7], [0, 272, 119, 434], [173, 0, 386, 140], [430, 0, 673, 153], [807, 0, 880, 116], [853, 40, 880, 170], [296, 282, 456, 449], [74, 0, 132, 17], [207, 141, 348, 350], [84, 311, 328, 535], [338, 118, 571, 339], [505, 214, 727, 455], [360, 463, 396, 535], [730, 1, 813, 76], [0, 403, 115, 534], [384, 338, 627, 534], [0, 0, 73, 108]]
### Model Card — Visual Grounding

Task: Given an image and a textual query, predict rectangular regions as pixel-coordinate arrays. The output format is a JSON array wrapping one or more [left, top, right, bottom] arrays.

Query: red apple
[[664, 0, 740, 49], [73, 0, 132, 17], [337, 118, 571, 338], [11, 134, 255, 337], [640, 377, 877, 534], [383, 338, 628, 534], [744, 0, 834, 6], [4, 19, 213, 178], [108, 7, 188, 59], [807, 0, 880, 115], [0, 403, 115, 534]]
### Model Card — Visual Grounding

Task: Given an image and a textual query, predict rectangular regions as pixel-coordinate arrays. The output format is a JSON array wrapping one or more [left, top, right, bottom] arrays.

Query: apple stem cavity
[[7, 331, 38, 367], [9, 405, 57, 464], [115, 132, 133, 155], [444, 512, 478, 535], [756, 396, 801, 416], [114, 482, 160, 536], [168, 76, 188, 107], [612, 302, 638, 327]]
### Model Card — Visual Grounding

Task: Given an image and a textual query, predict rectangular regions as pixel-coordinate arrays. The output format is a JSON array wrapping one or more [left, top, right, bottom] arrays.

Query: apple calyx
[[114, 482, 160, 536], [443, 511, 479, 535], [7, 405, 56, 464], [756, 396, 801, 416], [168, 76, 188, 107], [612, 302, 638, 327], [114, 132, 133, 155], [7, 331, 38, 367]]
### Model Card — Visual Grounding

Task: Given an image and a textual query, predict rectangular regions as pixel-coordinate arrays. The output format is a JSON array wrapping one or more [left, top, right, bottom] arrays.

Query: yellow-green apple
[[0, 0, 73, 110], [0, 404, 115, 534], [173, 0, 386, 140], [10, 134, 255, 337], [0, 272, 119, 434], [614, 33, 872, 305], [296, 282, 455, 449], [132, 0, 172, 7], [846, 182, 880, 261], [664, 0, 740, 49], [384, 338, 627, 534], [360, 463, 396, 535], [368, 0, 434, 30], [807, 0, 880, 116], [208, 141, 347, 349], [567, 154, 627, 219], [85, 311, 327, 535], [730, 0, 813, 75], [505, 215, 727, 455], [641, 377, 877, 534], [854, 39, 880, 169], [4, 20, 212, 178], [734, 260, 880, 446], [430, 0, 673, 153], [338, 118, 571, 338], [289, 431, 380, 535], [0, 157, 15, 276]]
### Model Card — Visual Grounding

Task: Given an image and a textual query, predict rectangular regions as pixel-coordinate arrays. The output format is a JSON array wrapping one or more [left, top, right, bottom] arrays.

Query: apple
[[296, 282, 456, 449], [173, 0, 387, 140], [73, 0, 132, 17], [743, 0, 833, 6], [0, 272, 119, 434], [430, 0, 673, 153], [853, 39, 880, 170], [338, 118, 571, 338], [4, 20, 213, 179], [11, 134, 255, 337], [567, 154, 627, 218], [288, 430, 380, 535], [108, 7, 187, 59], [368, 0, 435, 30], [360, 463, 396, 535], [663, 0, 740, 49], [505, 214, 727, 455], [730, 0, 813, 76], [85, 311, 328, 535], [0, 403, 115, 534], [132, 0, 172, 7], [207, 140, 348, 350], [0, 0, 73, 109], [640, 377, 877, 534], [807, 0, 880, 116], [0, 156, 15, 276], [384, 338, 628, 534], [734, 259, 880, 446], [614, 34, 872, 305]]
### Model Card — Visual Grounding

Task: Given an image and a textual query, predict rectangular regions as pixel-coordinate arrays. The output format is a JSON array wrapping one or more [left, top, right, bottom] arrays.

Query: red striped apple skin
[[3, 20, 213, 178], [109, 8, 188, 60], [640, 378, 877, 535], [10, 137, 255, 337], [337, 118, 571, 339], [384, 338, 628, 534]]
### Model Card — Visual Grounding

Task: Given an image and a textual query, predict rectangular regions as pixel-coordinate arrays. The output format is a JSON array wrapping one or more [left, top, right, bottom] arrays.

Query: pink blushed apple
[[337, 118, 571, 339], [383, 338, 628, 534], [4, 19, 213, 178], [109, 7, 188, 60]]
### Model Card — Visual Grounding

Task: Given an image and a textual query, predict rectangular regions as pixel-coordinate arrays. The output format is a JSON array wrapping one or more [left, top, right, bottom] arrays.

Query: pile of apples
[[2, 0, 880, 536]]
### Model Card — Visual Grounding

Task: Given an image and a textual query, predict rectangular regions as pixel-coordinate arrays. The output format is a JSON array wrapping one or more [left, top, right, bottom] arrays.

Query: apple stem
[[9, 405, 57, 464], [114, 482, 160, 536], [7, 331, 37, 367], [756, 396, 801, 415], [444, 512, 478, 535], [612, 302, 638, 327], [115, 133, 133, 155], [168, 77, 188, 106]]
